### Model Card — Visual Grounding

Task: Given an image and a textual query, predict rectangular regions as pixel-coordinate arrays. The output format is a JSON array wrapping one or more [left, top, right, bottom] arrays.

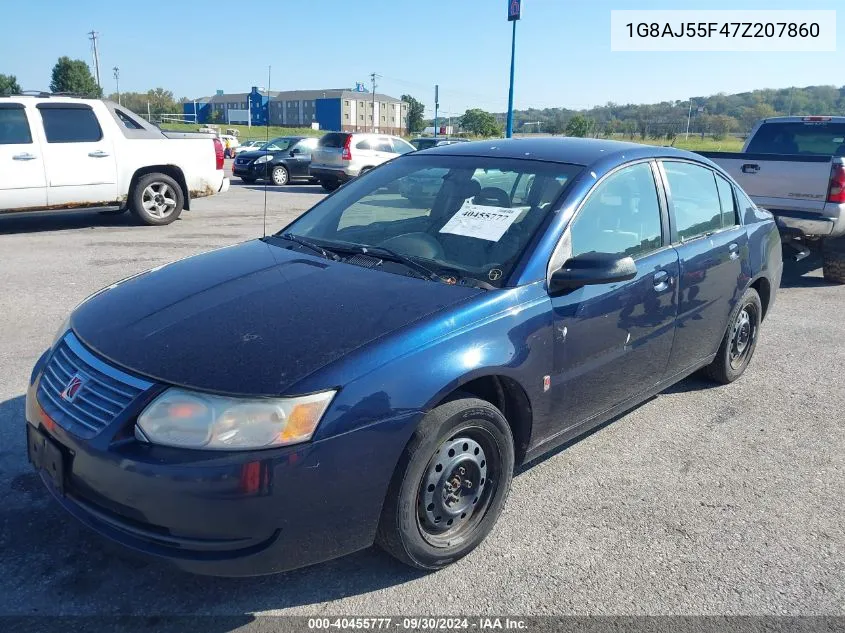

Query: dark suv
[[232, 136, 319, 186]]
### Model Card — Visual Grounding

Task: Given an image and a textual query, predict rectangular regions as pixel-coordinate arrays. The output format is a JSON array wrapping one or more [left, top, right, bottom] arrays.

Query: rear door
[[36, 103, 118, 206], [0, 102, 47, 210], [659, 160, 751, 377]]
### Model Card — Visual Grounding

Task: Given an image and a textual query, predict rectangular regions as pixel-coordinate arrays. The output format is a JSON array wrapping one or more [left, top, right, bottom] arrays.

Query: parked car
[[232, 136, 319, 185], [0, 95, 229, 225], [233, 139, 264, 155], [309, 132, 416, 191], [410, 137, 469, 151], [26, 138, 781, 576], [702, 116, 845, 282]]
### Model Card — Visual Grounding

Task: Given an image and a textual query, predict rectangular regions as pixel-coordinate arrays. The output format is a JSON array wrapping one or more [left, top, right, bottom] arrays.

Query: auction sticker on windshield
[[439, 200, 521, 242]]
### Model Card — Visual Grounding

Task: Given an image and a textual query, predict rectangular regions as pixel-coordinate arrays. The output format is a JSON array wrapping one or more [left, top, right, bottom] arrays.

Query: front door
[[36, 103, 118, 206], [289, 138, 317, 177], [548, 161, 679, 431], [0, 103, 47, 210], [659, 160, 751, 376]]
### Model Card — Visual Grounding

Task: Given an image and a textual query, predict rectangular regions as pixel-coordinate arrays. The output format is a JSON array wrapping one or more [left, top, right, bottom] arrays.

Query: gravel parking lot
[[0, 170, 842, 619]]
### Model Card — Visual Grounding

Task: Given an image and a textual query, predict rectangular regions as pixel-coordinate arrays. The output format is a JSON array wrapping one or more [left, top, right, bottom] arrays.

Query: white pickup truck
[[0, 95, 229, 226], [702, 116, 845, 282]]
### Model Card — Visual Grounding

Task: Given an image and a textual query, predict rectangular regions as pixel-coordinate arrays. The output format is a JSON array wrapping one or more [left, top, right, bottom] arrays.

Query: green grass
[[618, 135, 744, 152], [160, 122, 323, 142]]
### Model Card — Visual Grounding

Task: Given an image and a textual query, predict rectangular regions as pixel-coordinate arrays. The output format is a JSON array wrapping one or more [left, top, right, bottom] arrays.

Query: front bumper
[[232, 161, 267, 180], [25, 354, 419, 576]]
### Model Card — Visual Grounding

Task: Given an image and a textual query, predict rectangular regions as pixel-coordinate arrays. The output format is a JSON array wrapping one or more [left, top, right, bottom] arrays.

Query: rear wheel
[[376, 397, 514, 570], [822, 237, 845, 284], [703, 287, 762, 384], [320, 179, 340, 192], [129, 173, 184, 226]]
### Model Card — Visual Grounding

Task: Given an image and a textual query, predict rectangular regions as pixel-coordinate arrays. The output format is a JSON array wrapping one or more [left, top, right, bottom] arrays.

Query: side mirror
[[291, 148, 302, 156], [549, 252, 637, 294]]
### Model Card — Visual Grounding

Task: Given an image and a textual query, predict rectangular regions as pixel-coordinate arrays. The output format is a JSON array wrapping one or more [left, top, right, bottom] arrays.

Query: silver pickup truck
[[701, 116, 845, 283]]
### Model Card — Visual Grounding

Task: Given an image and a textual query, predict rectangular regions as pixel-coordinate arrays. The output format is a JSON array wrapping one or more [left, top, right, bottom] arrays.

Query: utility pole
[[685, 99, 693, 140], [370, 72, 380, 133], [434, 85, 439, 138], [88, 30, 101, 91], [506, 0, 522, 138], [113, 67, 120, 104]]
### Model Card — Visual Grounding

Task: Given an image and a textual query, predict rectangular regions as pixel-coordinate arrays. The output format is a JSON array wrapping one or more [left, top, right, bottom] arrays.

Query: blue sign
[[508, 0, 521, 21]]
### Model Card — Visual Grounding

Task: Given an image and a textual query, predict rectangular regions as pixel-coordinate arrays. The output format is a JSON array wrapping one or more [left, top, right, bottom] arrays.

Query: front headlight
[[136, 388, 336, 450], [253, 155, 272, 164]]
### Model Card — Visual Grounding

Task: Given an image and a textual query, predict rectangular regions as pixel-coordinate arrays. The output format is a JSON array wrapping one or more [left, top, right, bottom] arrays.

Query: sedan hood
[[71, 240, 480, 396]]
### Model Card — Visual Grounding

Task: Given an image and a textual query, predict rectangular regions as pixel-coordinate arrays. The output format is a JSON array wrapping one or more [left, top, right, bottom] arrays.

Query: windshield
[[261, 137, 295, 152], [280, 155, 581, 286], [746, 121, 845, 155]]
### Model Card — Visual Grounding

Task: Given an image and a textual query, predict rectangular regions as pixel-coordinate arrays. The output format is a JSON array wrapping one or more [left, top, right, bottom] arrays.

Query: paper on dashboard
[[438, 200, 521, 242]]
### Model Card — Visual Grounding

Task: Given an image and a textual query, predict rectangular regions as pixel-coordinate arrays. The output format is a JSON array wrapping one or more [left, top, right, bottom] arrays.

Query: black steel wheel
[[704, 287, 762, 384], [377, 397, 514, 570]]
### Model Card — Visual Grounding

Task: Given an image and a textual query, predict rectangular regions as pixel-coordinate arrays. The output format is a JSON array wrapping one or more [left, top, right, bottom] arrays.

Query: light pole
[[506, 0, 521, 138], [685, 99, 693, 140], [113, 66, 120, 105]]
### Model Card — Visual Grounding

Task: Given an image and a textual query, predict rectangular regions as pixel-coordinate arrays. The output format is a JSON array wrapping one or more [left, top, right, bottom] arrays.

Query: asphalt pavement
[[0, 172, 842, 619]]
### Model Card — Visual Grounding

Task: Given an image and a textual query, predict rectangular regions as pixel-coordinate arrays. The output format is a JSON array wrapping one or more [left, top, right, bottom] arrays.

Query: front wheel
[[129, 173, 184, 226], [271, 165, 289, 186], [703, 287, 762, 384], [376, 397, 514, 570]]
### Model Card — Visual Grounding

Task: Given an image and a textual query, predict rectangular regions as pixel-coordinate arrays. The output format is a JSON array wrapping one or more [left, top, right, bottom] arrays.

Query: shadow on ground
[[0, 210, 142, 235]]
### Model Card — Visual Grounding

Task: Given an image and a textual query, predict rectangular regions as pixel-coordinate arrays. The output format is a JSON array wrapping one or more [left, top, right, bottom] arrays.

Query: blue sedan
[[25, 138, 782, 576]]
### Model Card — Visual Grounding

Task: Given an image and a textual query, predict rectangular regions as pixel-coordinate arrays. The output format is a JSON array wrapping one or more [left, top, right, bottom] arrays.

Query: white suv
[[309, 132, 415, 191]]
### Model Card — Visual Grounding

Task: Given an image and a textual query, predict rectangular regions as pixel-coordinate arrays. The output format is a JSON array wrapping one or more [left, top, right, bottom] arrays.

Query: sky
[[2, 0, 842, 119]]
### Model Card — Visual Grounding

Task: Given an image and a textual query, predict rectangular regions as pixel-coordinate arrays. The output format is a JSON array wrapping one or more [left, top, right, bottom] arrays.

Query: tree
[[0, 73, 21, 96], [564, 114, 590, 137], [50, 57, 101, 97], [460, 108, 502, 137], [401, 94, 425, 134]]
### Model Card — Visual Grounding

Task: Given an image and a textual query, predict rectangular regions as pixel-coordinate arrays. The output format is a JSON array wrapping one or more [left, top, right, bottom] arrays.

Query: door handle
[[88, 150, 110, 158], [728, 243, 740, 260], [741, 163, 759, 174], [12, 153, 37, 161], [653, 270, 671, 291]]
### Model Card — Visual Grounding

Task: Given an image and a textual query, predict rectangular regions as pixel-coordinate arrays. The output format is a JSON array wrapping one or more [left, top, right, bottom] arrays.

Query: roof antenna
[[263, 65, 271, 238]]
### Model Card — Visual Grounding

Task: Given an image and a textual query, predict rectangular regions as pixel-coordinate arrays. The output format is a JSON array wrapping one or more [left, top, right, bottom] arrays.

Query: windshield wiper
[[278, 233, 340, 261], [354, 245, 445, 282]]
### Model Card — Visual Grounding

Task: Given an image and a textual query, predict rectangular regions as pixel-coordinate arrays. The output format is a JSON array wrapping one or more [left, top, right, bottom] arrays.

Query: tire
[[376, 397, 515, 571], [320, 179, 340, 192], [271, 165, 289, 186], [129, 173, 184, 226], [703, 287, 762, 384], [240, 177, 256, 184], [822, 238, 845, 284]]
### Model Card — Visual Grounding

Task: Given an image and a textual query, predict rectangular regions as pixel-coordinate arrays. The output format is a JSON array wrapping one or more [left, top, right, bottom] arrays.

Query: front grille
[[37, 332, 154, 439], [235, 157, 249, 165]]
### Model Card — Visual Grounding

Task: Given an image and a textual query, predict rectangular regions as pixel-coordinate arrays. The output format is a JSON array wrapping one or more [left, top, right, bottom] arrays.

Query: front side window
[[0, 106, 32, 144], [282, 156, 581, 287], [662, 161, 722, 241], [570, 162, 663, 259], [39, 107, 102, 143], [261, 137, 295, 152]]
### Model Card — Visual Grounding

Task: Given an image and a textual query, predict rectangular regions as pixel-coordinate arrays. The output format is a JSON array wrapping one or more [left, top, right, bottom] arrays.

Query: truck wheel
[[703, 287, 762, 384], [130, 173, 184, 226], [822, 238, 845, 284], [376, 397, 514, 570], [271, 166, 289, 186], [320, 179, 340, 192]]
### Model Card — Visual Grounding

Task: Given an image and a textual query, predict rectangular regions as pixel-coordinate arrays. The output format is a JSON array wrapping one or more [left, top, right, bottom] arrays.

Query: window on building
[[359, 101, 364, 108], [344, 100, 350, 106], [359, 114, 364, 121], [344, 113, 349, 120]]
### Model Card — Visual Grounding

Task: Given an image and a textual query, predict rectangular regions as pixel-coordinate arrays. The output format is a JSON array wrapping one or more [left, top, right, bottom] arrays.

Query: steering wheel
[[474, 187, 511, 208], [379, 232, 445, 260]]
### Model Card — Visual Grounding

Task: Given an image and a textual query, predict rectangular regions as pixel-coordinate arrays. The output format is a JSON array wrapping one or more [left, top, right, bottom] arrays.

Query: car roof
[[423, 137, 700, 167]]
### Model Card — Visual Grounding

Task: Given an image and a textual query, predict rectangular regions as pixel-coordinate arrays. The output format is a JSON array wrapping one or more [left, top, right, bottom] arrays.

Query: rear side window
[[319, 132, 350, 148], [715, 174, 739, 227], [355, 139, 372, 150], [570, 162, 663, 259], [746, 121, 845, 155], [663, 161, 722, 241], [115, 109, 143, 130], [0, 106, 32, 144], [40, 107, 102, 143], [392, 138, 414, 154], [375, 138, 394, 152]]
